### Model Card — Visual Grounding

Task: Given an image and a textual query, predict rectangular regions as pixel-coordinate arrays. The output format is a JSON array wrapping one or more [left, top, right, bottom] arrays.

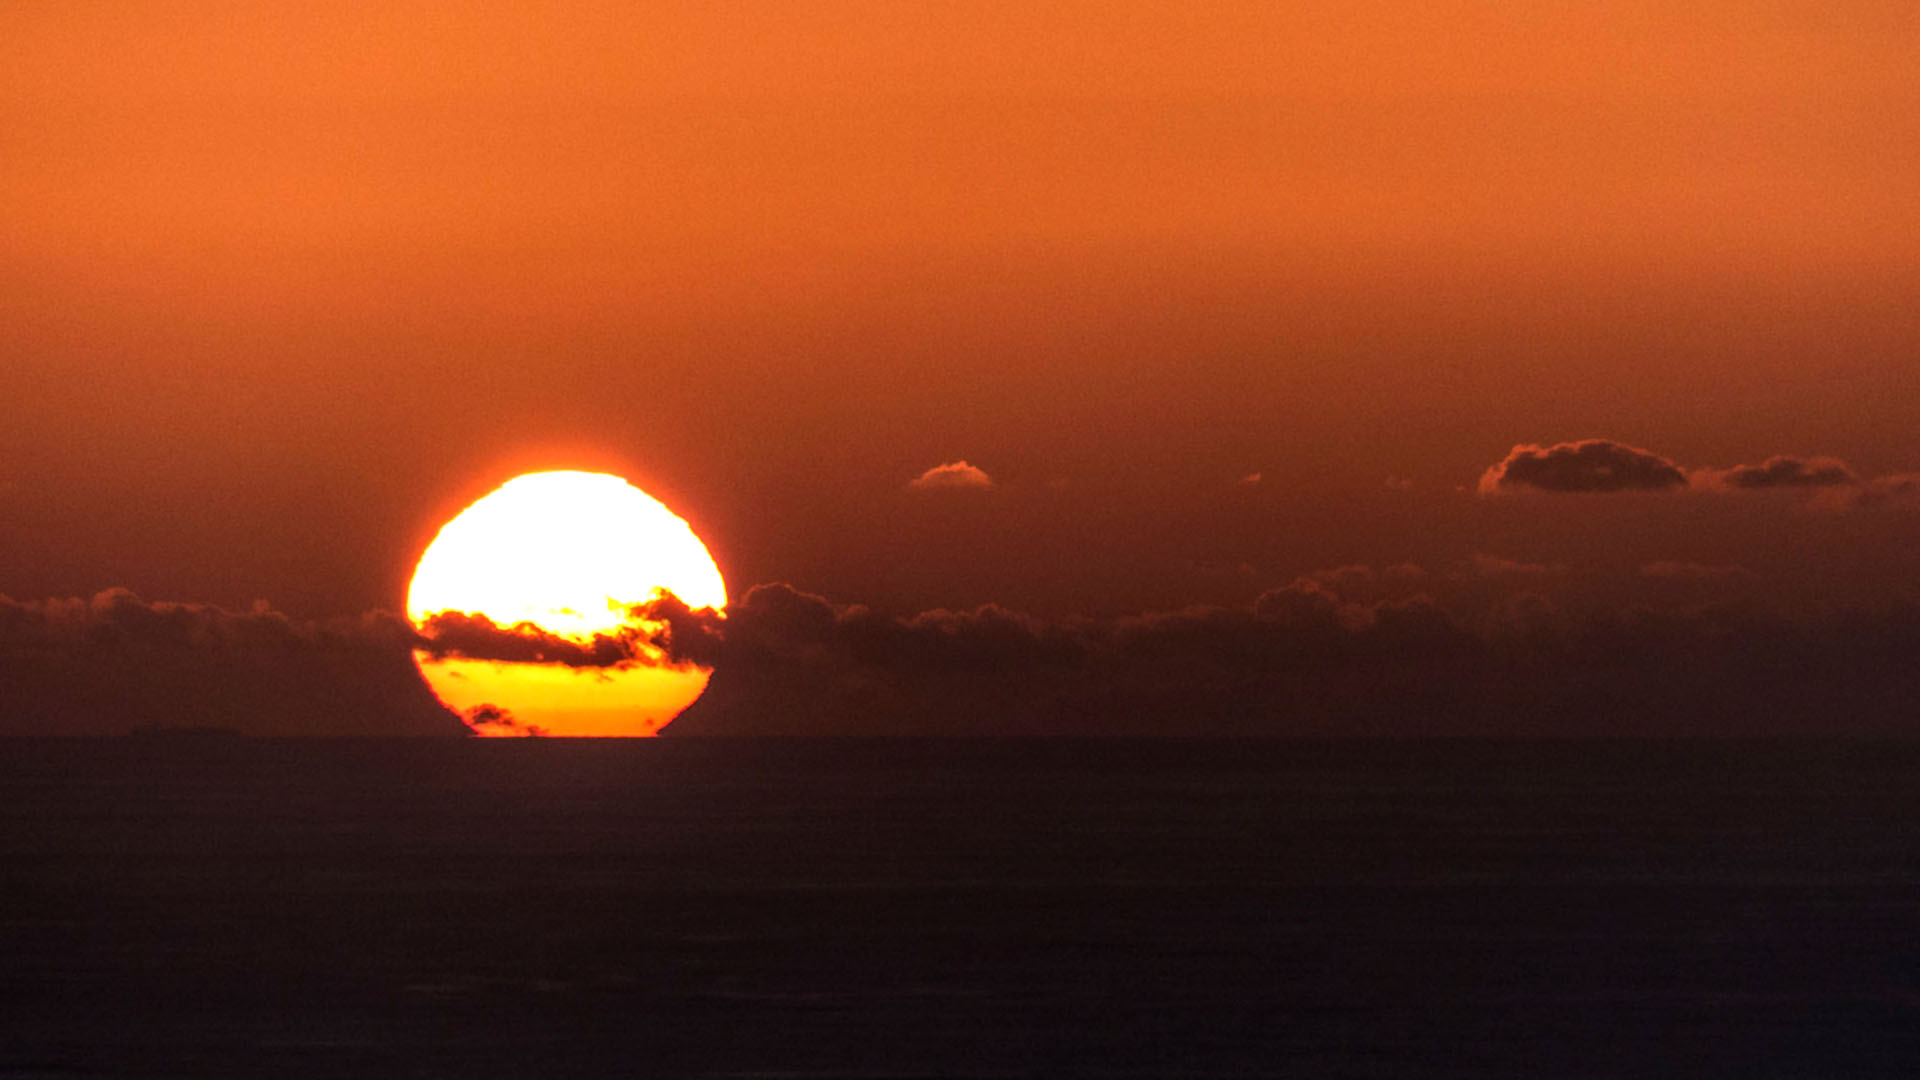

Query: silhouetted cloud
[[0, 590, 458, 736], [908, 461, 994, 490], [462, 704, 546, 737], [11, 576, 1920, 739], [410, 590, 728, 673], [639, 579, 1920, 737], [1479, 440, 1688, 494], [1479, 442, 1915, 509], [1692, 455, 1859, 491], [414, 610, 643, 668]]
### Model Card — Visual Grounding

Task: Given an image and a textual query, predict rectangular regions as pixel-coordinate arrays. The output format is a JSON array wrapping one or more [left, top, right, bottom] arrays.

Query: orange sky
[[3, 2, 1917, 617]]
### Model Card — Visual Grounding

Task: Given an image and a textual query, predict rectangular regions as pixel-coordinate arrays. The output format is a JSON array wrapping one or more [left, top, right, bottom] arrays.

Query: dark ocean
[[3, 738, 1919, 1078]]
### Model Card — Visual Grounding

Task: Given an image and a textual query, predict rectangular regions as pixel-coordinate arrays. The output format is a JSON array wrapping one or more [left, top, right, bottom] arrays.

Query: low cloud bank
[[0, 590, 458, 736], [642, 580, 1920, 737], [8, 580, 1920, 738]]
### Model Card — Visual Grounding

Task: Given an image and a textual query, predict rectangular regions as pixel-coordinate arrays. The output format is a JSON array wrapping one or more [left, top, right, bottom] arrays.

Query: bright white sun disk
[[406, 470, 727, 737], [406, 471, 726, 636]]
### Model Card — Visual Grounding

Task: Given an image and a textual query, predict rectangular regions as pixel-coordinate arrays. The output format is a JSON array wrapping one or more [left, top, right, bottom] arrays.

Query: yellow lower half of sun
[[415, 654, 712, 737]]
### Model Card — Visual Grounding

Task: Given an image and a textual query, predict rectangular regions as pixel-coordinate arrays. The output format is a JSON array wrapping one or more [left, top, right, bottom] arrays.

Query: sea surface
[[2, 738, 1919, 1078]]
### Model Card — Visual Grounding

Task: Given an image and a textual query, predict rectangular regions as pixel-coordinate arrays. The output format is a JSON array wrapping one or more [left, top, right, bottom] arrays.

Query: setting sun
[[406, 471, 726, 737]]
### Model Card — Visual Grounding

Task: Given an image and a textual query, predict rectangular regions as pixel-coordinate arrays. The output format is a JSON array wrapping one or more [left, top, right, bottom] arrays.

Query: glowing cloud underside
[[407, 471, 727, 737]]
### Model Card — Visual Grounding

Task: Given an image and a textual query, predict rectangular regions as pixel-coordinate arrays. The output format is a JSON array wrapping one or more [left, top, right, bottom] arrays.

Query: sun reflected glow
[[407, 471, 725, 737]]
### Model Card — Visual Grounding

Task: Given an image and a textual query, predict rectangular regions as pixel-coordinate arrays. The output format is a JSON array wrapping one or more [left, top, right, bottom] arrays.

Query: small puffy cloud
[[908, 461, 994, 490], [1686, 456, 1917, 510], [1694, 455, 1859, 491], [1479, 440, 1688, 495], [1726, 455, 1858, 489], [1479, 441, 1892, 506]]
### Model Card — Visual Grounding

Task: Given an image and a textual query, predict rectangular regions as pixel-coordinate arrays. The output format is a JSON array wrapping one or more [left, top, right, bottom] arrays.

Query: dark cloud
[[462, 704, 546, 738], [1478, 441, 1915, 509], [1686, 454, 1861, 494], [1692, 458, 1918, 509], [1716, 455, 1859, 490], [0, 590, 459, 736], [414, 610, 644, 668], [1479, 440, 1689, 494], [11, 578, 1920, 738], [413, 591, 730, 672], [646, 580, 1920, 737]]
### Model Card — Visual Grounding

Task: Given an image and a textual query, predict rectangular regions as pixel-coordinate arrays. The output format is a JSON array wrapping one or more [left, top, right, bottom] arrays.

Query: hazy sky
[[4, 2, 1917, 628]]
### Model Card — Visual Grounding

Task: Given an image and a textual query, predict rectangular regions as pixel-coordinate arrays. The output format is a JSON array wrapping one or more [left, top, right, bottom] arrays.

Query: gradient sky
[[4, 2, 1917, 631]]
